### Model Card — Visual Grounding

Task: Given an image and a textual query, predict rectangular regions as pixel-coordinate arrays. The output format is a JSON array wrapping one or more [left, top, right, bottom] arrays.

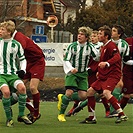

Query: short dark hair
[[112, 24, 125, 38], [99, 25, 111, 40]]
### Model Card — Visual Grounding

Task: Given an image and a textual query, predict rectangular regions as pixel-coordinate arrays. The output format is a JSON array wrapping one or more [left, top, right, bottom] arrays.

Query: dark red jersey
[[88, 56, 99, 73], [125, 37, 133, 60], [14, 31, 44, 62], [98, 41, 121, 80], [88, 57, 99, 86], [123, 37, 133, 79]]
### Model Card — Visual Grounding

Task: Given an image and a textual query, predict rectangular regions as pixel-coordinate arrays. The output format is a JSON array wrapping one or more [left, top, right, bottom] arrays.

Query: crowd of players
[[0, 19, 132, 127]]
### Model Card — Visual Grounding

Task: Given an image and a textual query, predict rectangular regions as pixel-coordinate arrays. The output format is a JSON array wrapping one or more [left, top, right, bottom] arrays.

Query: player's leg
[[119, 95, 130, 109], [16, 81, 32, 125], [0, 75, 14, 127], [66, 91, 81, 116], [101, 97, 110, 117], [120, 75, 133, 109], [10, 90, 34, 116], [103, 78, 127, 123], [25, 57, 45, 123], [1, 85, 13, 127], [109, 79, 123, 116], [73, 75, 88, 116], [29, 78, 41, 121], [57, 89, 73, 122], [57, 75, 74, 121], [72, 99, 88, 115], [80, 87, 97, 124], [66, 100, 80, 117], [26, 97, 35, 115]]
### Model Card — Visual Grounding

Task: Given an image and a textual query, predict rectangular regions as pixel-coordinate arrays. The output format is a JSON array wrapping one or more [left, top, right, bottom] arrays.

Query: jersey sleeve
[[63, 43, 73, 61], [90, 44, 100, 61], [107, 45, 121, 66], [17, 42, 26, 72]]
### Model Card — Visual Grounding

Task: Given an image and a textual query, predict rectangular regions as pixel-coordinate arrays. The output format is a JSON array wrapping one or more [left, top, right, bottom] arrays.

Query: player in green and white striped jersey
[[108, 24, 130, 116], [57, 27, 99, 122], [0, 21, 32, 127], [0, 38, 26, 75]]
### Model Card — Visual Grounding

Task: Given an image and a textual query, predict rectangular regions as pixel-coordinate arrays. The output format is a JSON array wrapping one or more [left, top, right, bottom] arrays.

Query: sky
[[86, 0, 106, 6], [86, 0, 93, 6]]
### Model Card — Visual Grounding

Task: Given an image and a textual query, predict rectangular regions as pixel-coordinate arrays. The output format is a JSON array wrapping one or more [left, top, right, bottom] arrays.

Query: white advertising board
[[37, 43, 70, 66]]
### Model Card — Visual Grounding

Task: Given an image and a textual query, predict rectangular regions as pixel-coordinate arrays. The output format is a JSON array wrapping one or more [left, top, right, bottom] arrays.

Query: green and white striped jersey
[[64, 41, 99, 73], [90, 42, 103, 51], [112, 39, 130, 60], [0, 38, 26, 75]]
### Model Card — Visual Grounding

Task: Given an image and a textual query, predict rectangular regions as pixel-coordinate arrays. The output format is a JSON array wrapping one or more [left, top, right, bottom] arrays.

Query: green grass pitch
[[0, 101, 133, 133]]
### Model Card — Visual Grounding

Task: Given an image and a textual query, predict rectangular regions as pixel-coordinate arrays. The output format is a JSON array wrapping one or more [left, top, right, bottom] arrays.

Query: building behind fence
[[47, 30, 73, 43]]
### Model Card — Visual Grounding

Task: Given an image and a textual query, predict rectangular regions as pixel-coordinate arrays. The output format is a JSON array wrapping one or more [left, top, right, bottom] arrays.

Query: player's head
[[90, 30, 99, 44], [77, 26, 92, 43], [78, 27, 92, 38], [112, 24, 125, 39], [98, 25, 111, 40], [98, 25, 111, 44], [0, 20, 15, 38]]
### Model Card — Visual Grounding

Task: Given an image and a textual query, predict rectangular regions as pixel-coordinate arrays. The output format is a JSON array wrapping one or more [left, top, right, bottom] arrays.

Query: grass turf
[[0, 101, 133, 133]]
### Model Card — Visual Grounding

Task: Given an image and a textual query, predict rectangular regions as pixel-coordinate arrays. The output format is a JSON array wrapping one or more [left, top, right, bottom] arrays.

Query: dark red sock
[[73, 100, 80, 108], [87, 96, 96, 112], [33, 93, 40, 117], [26, 98, 34, 114], [101, 97, 110, 112], [120, 97, 129, 109], [108, 96, 124, 116]]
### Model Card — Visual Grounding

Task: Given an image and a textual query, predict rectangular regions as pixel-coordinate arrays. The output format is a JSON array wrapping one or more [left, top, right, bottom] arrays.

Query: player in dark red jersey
[[120, 37, 133, 109], [80, 25, 127, 124], [8, 19, 46, 123]]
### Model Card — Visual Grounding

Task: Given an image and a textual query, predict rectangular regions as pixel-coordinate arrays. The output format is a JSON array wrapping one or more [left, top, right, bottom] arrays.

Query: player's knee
[[115, 80, 123, 88], [18, 86, 26, 94], [3, 91, 10, 98], [87, 87, 95, 96]]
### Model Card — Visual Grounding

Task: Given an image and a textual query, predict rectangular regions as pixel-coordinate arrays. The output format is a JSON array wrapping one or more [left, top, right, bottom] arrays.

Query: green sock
[[60, 95, 70, 114], [110, 88, 121, 113], [2, 97, 12, 120], [71, 92, 80, 101], [18, 94, 27, 117], [118, 93, 123, 101], [79, 99, 88, 108]]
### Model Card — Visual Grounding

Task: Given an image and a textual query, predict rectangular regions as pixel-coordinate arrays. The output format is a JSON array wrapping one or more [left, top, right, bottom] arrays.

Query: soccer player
[[108, 24, 130, 116], [0, 21, 32, 127], [80, 25, 127, 124], [57, 27, 99, 122], [7, 19, 46, 123], [120, 36, 133, 109]]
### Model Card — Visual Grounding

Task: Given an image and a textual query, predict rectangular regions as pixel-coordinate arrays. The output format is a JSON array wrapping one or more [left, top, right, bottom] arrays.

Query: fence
[[47, 30, 73, 43]]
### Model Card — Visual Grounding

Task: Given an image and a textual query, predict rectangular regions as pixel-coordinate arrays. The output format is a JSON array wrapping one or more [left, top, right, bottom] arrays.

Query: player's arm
[[106, 47, 121, 66], [16, 43, 27, 78], [63, 44, 77, 74]]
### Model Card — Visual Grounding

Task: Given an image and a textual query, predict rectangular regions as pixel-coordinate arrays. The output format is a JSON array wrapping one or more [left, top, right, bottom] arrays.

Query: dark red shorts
[[122, 74, 133, 94], [91, 77, 120, 92], [24, 57, 45, 81]]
